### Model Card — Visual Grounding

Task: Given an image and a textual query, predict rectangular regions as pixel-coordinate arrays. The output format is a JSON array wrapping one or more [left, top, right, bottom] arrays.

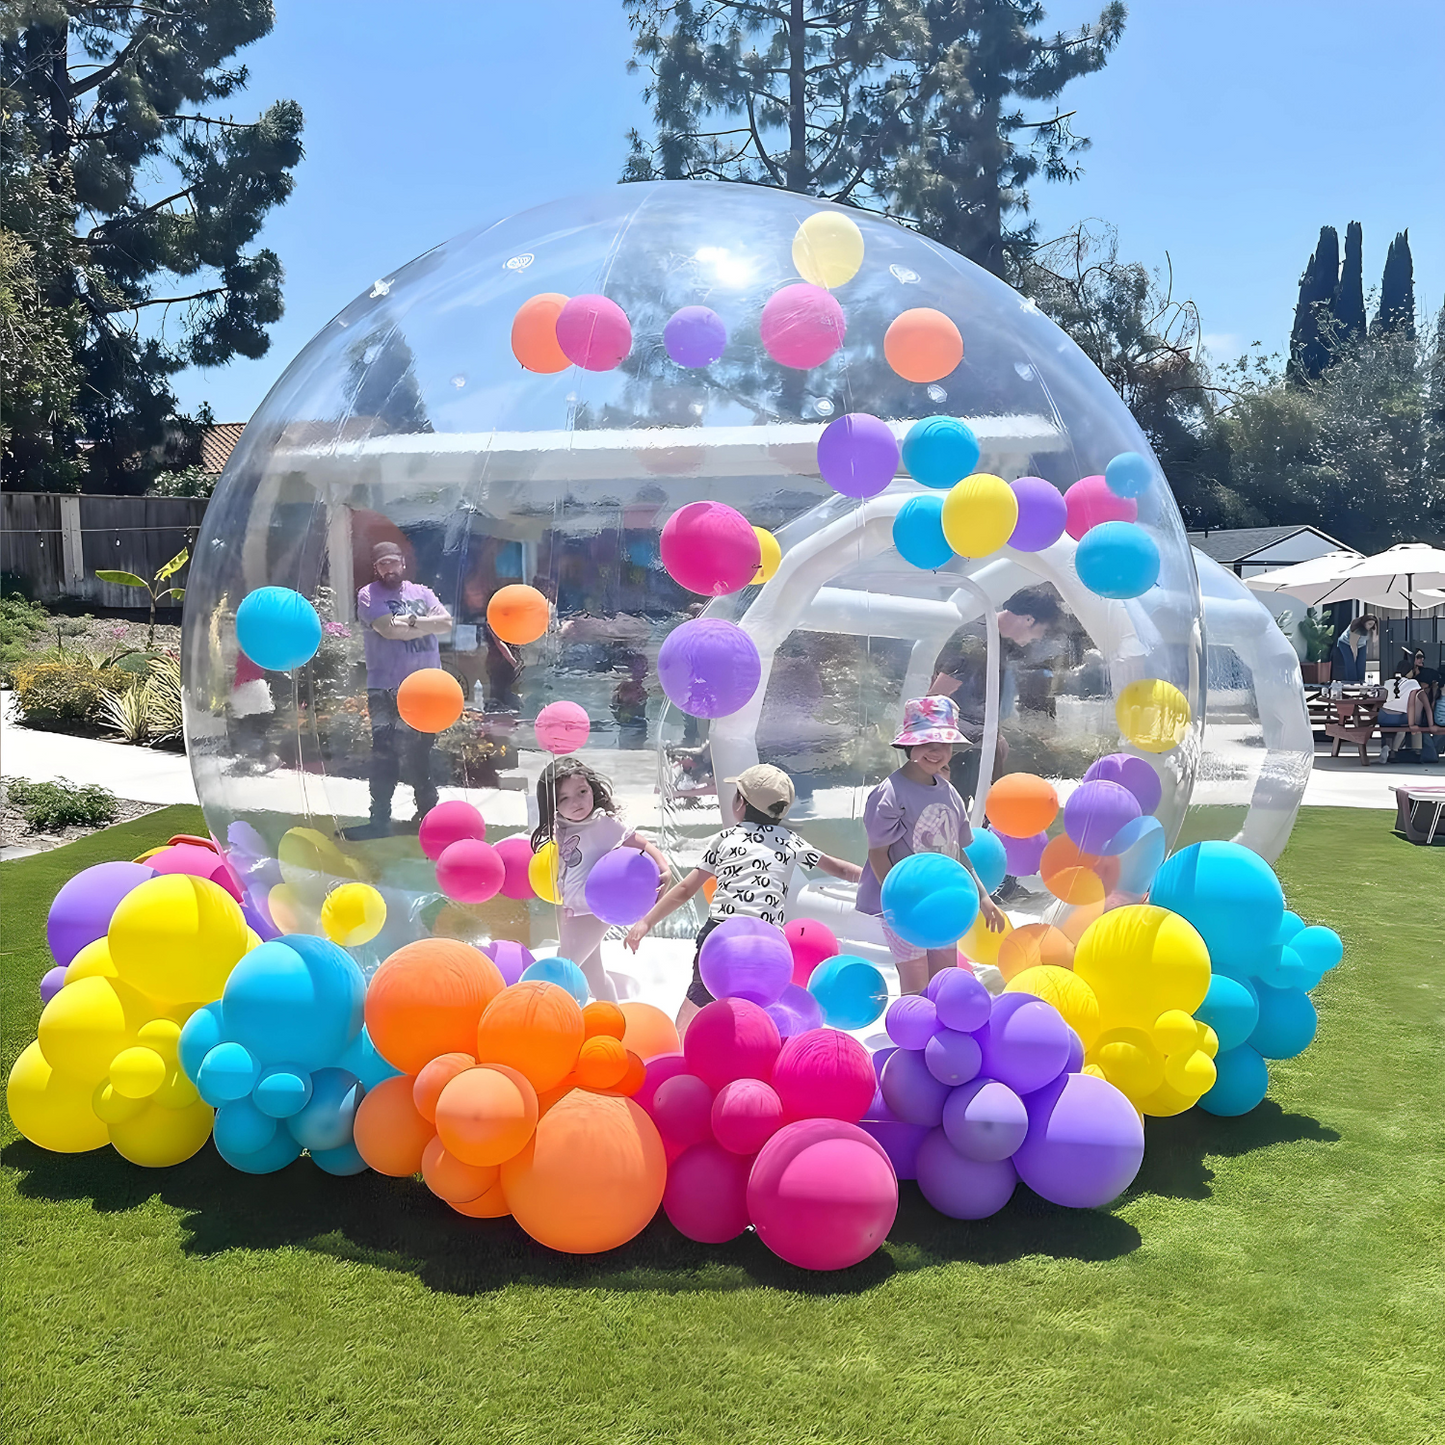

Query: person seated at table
[[1407, 645, 1444, 725], [1378, 656, 1436, 764], [1330, 614, 1377, 682]]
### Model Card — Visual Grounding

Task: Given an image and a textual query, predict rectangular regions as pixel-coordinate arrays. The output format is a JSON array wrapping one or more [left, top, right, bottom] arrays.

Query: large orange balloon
[[421, 1135, 500, 1203], [984, 773, 1059, 837], [486, 584, 550, 646], [352, 1074, 435, 1176], [997, 923, 1075, 981], [511, 292, 571, 374], [434, 1063, 538, 1167], [395, 667, 465, 733], [476, 981, 584, 1092], [366, 939, 505, 1075], [412, 1051, 476, 1124], [449, 1176, 510, 1218], [884, 307, 964, 383], [501, 1091, 666, 1253], [618, 1001, 681, 1062]]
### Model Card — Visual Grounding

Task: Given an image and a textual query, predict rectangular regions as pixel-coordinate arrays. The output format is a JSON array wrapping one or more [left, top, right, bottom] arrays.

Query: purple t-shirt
[[357, 580, 444, 690], [855, 768, 972, 916]]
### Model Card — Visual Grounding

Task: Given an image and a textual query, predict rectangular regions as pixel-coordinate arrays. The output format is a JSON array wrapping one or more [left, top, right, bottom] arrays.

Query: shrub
[[0, 594, 50, 683], [2, 777, 119, 832], [11, 660, 128, 727], [97, 655, 183, 745]]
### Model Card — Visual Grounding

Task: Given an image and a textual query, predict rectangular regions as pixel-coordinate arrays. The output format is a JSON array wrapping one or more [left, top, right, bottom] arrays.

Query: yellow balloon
[[960, 908, 1013, 966], [7, 1040, 108, 1152], [1116, 678, 1191, 754], [1164, 1047, 1216, 1099], [153, 1063, 201, 1110], [1153, 1008, 1200, 1056], [1006, 964, 1101, 1049], [244, 927, 263, 953], [1196, 1020, 1220, 1059], [108, 874, 249, 1005], [941, 474, 1019, 558], [279, 826, 363, 887], [267, 882, 309, 935], [321, 882, 387, 946], [529, 840, 562, 905], [791, 211, 864, 289], [107, 1098, 214, 1168], [37, 975, 138, 1085], [137, 1018, 182, 1058], [753, 527, 782, 584], [64, 937, 117, 985], [108, 1045, 167, 1100], [1073, 904, 1211, 1029], [1092, 1027, 1164, 1099], [92, 1078, 147, 1124]]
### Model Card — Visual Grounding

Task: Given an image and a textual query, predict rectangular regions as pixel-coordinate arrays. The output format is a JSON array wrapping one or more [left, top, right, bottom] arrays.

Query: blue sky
[[171, 0, 1444, 421]]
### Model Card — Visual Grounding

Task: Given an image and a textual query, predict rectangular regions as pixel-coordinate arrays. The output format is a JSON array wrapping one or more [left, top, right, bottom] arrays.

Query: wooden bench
[[1323, 697, 1445, 764]]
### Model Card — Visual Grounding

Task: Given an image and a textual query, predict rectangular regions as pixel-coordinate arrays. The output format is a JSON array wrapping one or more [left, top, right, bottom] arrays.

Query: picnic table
[[1316, 686, 1445, 765]]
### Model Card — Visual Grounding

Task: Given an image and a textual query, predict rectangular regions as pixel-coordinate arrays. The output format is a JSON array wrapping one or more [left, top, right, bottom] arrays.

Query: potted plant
[[1298, 607, 1335, 684]]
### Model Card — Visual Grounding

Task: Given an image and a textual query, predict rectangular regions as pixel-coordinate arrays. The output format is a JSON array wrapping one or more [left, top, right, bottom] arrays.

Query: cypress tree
[[1288, 226, 1339, 383], [1331, 220, 1366, 350], [1375, 230, 1416, 339]]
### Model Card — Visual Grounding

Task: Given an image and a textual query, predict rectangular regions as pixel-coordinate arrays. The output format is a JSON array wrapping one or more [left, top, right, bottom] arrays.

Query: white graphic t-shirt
[[556, 811, 636, 915], [700, 823, 822, 926]]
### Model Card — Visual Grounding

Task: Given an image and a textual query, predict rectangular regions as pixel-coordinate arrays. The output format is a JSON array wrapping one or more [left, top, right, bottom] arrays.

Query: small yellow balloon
[[108, 874, 249, 1005], [753, 527, 782, 584], [1153, 1008, 1201, 1056], [529, 840, 562, 905], [1006, 964, 1101, 1049], [266, 882, 308, 935], [1196, 1020, 1220, 1059], [37, 975, 137, 1085], [137, 1018, 182, 1057], [961, 908, 1013, 967], [941, 473, 1019, 558], [279, 826, 363, 887], [321, 882, 388, 947], [64, 937, 117, 985], [153, 1063, 201, 1110], [7, 1039, 109, 1153], [1093, 1027, 1164, 1100], [108, 1045, 167, 1100], [92, 1078, 147, 1125], [1116, 678, 1191, 754], [791, 211, 864, 289], [107, 1098, 214, 1168]]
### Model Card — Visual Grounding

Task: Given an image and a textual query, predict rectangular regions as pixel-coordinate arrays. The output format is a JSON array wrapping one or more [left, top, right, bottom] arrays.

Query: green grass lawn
[[3, 806, 1442, 1444]]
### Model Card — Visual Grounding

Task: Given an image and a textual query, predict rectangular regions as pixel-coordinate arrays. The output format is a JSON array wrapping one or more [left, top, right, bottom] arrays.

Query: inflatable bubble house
[[184, 181, 1308, 997]]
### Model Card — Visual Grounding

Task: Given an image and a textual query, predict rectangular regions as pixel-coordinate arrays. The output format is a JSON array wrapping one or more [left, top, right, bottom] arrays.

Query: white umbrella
[[1245, 545, 1445, 615]]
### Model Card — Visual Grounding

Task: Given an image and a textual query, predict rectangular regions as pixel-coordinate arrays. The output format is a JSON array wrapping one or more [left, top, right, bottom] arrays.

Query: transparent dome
[[185, 180, 1226, 996]]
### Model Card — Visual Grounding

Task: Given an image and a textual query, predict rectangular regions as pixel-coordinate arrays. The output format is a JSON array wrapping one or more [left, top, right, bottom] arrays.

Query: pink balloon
[[435, 838, 504, 904], [146, 844, 243, 901], [759, 283, 846, 369], [683, 997, 782, 1092], [535, 701, 590, 754], [554, 293, 631, 371], [710, 1077, 785, 1154], [663, 1140, 752, 1243], [784, 918, 839, 987], [1064, 474, 1138, 540], [636, 1051, 690, 1115], [492, 835, 536, 900], [418, 800, 487, 862], [770, 1028, 876, 1123], [650, 1073, 715, 1152], [660, 500, 761, 596]]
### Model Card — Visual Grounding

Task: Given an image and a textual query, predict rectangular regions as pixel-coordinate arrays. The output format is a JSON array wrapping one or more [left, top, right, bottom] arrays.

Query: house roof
[[1185, 524, 1347, 566], [200, 422, 247, 475]]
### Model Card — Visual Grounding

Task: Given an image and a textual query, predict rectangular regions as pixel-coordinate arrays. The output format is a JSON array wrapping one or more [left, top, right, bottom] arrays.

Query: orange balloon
[[1046, 865, 1106, 906], [997, 923, 1075, 981], [476, 980, 584, 1092], [412, 1051, 476, 1124], [486, 584, 549, 646], [435, 1063, 539, 1167], [511, 292, 571, 374], [575, 1035, 629, 1091], [702, 876, 718, 905], [582, 1001, 626, 1041], [618, 1001, 681, 1062], [536, 1073, 577, 1115], [1059, 899, 1106, 945], [352, 1074, 435, 1176], [591, 1050, 647, 1098], [421, 1135, 500, 1203], [884, 307, 964, 383], [501, 1091, 667, 1254], [366, 939, 505, 1075], [449, 1176, 511, 1217], [395, 667, 465, 733], [985, 773, 1059, 837]]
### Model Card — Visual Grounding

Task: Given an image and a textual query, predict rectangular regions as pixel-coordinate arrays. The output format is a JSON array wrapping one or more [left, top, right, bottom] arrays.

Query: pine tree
[[1425, 301, 1445, 536], [1375, 230, 1416, 339], [1, 2, 303, 491], [1287, 225, 1338, 383], [1331, 219, 1366, 349]]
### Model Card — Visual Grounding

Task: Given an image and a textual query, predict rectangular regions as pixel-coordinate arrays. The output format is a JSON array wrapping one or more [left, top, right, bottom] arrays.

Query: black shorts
[[685, 916, 723, 1007]]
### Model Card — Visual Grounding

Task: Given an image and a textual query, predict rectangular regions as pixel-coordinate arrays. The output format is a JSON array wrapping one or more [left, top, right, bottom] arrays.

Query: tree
[[1, 1, 303, 492], [1331, 219, 1366, 345], [1427, 301, 1445, 495], [1375, 229, 1415, 339], [1287, 225, 1338, 383]]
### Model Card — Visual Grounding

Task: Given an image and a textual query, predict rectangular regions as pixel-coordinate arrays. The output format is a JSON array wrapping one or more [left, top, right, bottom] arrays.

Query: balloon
[[649, 1072, 714, 1152], [214, 1113, 303, 1174], [892, 494, 953, 569], [886, 995, 941, 1051], [486, 584, 549, 645], [769, 1029, 874, 1123], [483, 940, 533, 988], [575, 1035, 629, 1090], [107, 874, 248, 1005], [395, 668, 464, 733], [435, 1063, 539, 1166], [1149, 841, 1285, 976], [880, 853, 979, 950], [510, 292, 570, 373], [984, 773, 1059, 837], [791, 210, 864, 288], [922, 1028, 983, 1087], [475, 980, 585, 1092], [521, 956, 589, 1006], [960, 910, 1012, 967], [618, 1001, 680, 1062], [46, 861, 154, 968], [664, 305, 727, 367], [6, 1039, 108, 1153], [683, 997, 781, 1092], [311, 1139, 368, 1177], [493, 838, 536, 901], [109, 1097, 214, 1168], [816, 413, 899, 499], [698, 917, 792, 1007], [1011, 1071, 1144, 1208], [747, 1119, 898, 1270], [806, 955, 888, 1031], [436, 839, 505, 905], [765, 984, 824, 1039], [320, 883, 386, 946], [527, 841, 561, 904], [1076, 521, 1161, 599], [660, 500, 761, 595], [1073, 905, 1212, 1028], [783, 918, 839, 987], [1195, 974, 1259, 1053], [352, 1074, 434, 1176], [1115, 678, 1191, 754], [880, 1046, 951, 1127], [1006, 964, 1100, 1049], [236, 586, 322, 671], [1197, 1044, 1269, 1116], [422, 1136, 500, 1204], [941, 473, 1018, 558], [287, 1068, 363, 1152], [997, 923, 1074, 980], [554, 293, 631, 371], [534, 700, 590, 753], [418, 800, 487, 860], [1113, 816, 1168, 894], [992, 829, 1046, 878], [884, 308, 963, 383], [1063, 779, 1141, 855], [1104, 450, 1153, 499], [195, 1040, 257, 1104], [64, 936, 119, 985], [1008, 476, 1068, 552], [759, 282, 845, 369], [365, 938, 505, 1075], [1064, 474, 1138, 540], [1290, 925, 1343, 983], [1248, 983, 1317, 1060], [964, 830, 1008, 893], [39, 966, 66, 1005], [1082, 753, 1162, 815], [253, 1064, 311, 1118], [915, 1128, 1018, 1219], [927, 966, 992, 1032], [710, 1077, 784, 1153], [976, 993, 1072, 1096], [900, 416, 979, 489], [656, 618, 761, 718], [942, 1078, 1028, 1162], [663, 1139, 752, 1243], [413, 1051, 476, 1123], [108, 1045, 166, 1101], [584, 847, 661, 927], [145, 843, 243, 900]]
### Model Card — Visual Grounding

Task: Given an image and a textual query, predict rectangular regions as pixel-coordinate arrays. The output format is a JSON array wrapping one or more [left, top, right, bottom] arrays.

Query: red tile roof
[[200, 423, 247, 475]]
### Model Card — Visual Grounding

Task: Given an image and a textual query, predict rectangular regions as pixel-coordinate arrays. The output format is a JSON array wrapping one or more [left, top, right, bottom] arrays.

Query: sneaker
[[1379, 745, 1392, 765], [341, 819, 392, 841]]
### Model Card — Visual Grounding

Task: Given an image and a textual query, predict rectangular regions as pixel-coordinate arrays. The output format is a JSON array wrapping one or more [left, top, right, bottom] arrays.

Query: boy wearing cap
[[625, 763, 861, 1033], [856, 696, 1005, 995]]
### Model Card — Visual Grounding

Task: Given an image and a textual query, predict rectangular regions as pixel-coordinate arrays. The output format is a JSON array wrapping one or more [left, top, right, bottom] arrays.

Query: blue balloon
[[1114, 815, 1167, 893], [1273, 910, 1305, 944], [963, 831, 1007, 894], [253, 1063, 313, 1119], [1194, 973, 1259, 1053], [178, 1001, 224, 1082], [1149, 841, 1284, 978], [1075, 521, 1160, 599], [337, 1025, 401, 1089], [1197, 1044, 1269, 1117], [195, 1040, 259, 1105], [892, 494, 953, 569], [1290, 925, 1343, 977], [215, 1119, 305, 1175], [1248, 983, 1317, 1060], [214, 1095, 279, 1157], [807, 954, 888, 1030], [522, 956, 589, 1006], [310, 1139, 369, 1176], [235, 586, 322, 671], [900, 416, 980, 489], [1257, 944, 1312, 991], [1103, 450, 1153, 499], [286, 1068, 363, 1152], [881, 852, 979, 949]]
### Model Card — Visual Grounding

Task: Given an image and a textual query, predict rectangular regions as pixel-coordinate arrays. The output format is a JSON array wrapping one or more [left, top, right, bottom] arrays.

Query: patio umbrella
[[1244, 546, 1444, 615]]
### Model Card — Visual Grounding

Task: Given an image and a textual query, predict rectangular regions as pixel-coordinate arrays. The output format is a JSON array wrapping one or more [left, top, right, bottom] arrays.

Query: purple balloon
[[657, 618, 761, 719], [45, 860, 154, 969], [879, 1046, 951, 1127], [886, 994, 940, 1051], [699, 916, 792, 1007], [1008, 476, 1068, 552], [1065, 1027, 1086, 1073], [1012, 1071, 1145, 1208], [1063, 779, 1141, 855], [816, 413, 899, 499], [40, 965, 68, 1005], [241, 895, 280, 942], [871, 1045, 896, 1082], [487, 939, 535, 987], [924, 1027, 983, 1086], [977, 993, 1072, 1097], [858, 1101, 930, 1181], [664, 305, 727, 368], [915, 1127, 1018, 1219], [584, 846, 661, 926], [766, 982, 824, 1038], [1081, 753, 1163, 815], [926, 966, 992, 1033], [942, 1077, 1028, 1161], [996, 829, 1048, 877]]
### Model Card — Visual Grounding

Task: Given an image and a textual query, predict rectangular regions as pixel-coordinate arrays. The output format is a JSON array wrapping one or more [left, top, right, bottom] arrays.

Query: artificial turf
[[2, 805, 1441, 1444]]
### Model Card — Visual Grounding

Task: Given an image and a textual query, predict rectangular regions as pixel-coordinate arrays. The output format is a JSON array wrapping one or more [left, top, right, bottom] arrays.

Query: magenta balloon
[[657, 618, 761, 718], [976, 993, 1072, 1097], [923, 1027, 983, 1087], [941, 1077, 1028, 1161], [1011, 1071, 1145, 1208], [770, 1027, 875, 1123], [759, 283, 846, 369], [885, 994, 940, 1051], [535, 700, 590, 754], [766, 982, 824, 1038], [995, 829, 1048, 877], [663, 1139, 752, 1242], [486, 938, 535, 986], [879, 1045, 951, 1127], [698, 916, 792, 1007], [1008, 476, 1068, 552], [492, 837, 536, 901], [710, 1077, 785, 1154], [46, 860, 154, 968], [1065, 474, 1137, 540], [418, 799, 487, 861], [660, 500, 760, 596], [915, 1127, 1018, 1219], [1063, 779, 1141, 854], [1081, 753, 1163, 815], [554, 293, 631, 371], [926, 966, 992, 1033], [583, 846, 661, 926], [664, 305, 727, 368], [435, 839, 504, 904], [816, 413, 899, 498]]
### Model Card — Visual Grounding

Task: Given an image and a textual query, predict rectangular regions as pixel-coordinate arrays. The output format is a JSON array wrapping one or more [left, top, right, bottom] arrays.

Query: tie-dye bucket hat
[[892, 694, 970, 748]]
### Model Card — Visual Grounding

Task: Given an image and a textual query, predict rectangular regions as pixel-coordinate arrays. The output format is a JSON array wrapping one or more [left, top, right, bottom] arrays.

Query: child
[[532, 758, 671, 1003], [625, 763, 861, 1033], [856, 696, 1005, 996]]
